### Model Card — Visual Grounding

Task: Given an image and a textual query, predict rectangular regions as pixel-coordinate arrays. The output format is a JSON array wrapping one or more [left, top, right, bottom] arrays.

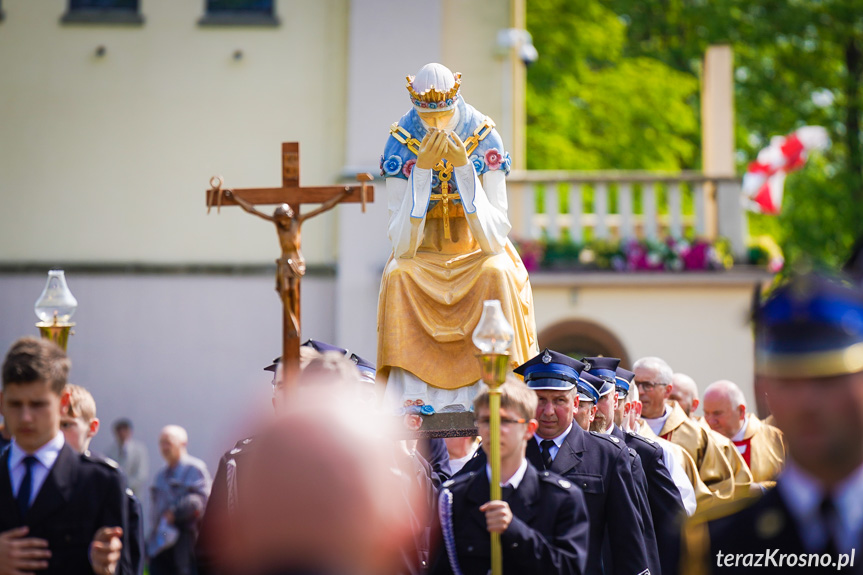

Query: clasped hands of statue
[[416, 129, 469, 170]]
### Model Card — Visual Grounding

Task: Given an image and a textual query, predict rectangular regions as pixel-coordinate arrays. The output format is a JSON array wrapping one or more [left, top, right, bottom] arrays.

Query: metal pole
[[478, 352, 509, 575], [488, 385, 503, 575]]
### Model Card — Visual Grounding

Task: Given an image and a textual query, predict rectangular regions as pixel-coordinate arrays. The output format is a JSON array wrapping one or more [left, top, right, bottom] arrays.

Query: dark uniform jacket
[[431, 462, 589, 575], [461, 427, 652, 575], [606, 426, 660, 575], [0, 443, 131, 575], [126, 484, 145, 575], [527, 427, 652, 575], [613, 425, 687, 575], [196, 437, 257, 575], [417, 437, 453, 489], [682, 486, 863, 575], [90, 450, 145, 575]]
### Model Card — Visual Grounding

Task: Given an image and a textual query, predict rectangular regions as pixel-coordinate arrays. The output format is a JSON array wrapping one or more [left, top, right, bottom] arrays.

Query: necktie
[[501, 485, 515, 501], [540, 440, 555, 471], [819, 494, 839, 556], [17, 456, 38, 520]]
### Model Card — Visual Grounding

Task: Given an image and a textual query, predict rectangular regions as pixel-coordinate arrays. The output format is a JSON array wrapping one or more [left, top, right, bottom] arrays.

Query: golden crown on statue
[[406, 73, 462, 110]]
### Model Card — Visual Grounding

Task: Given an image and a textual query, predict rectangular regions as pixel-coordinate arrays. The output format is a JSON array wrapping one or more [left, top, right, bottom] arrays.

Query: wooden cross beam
[[206, 142, 374, 386], [207, 143, 372, 213]]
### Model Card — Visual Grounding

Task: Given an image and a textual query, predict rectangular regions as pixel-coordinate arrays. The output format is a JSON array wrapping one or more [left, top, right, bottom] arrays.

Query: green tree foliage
[[526, 0, 699, 171], [528, 0, 863, 266]]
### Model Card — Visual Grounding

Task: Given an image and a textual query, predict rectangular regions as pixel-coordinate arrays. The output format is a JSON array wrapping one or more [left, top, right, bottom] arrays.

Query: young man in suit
[[432, 376, 589, 575], [0, 337, 129, 575]]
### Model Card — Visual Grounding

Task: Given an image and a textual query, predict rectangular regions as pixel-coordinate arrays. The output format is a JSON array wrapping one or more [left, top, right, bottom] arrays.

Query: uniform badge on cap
[[583, 361, 592, 371], [542, 350, 552, 364]]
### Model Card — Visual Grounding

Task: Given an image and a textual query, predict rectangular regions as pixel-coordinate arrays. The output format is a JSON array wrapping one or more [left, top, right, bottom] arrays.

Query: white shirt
[[731, 416, 749, 454], [778, 460, 863, 553], [623, 422, 697, 516], [534, 422, 573, 462], [486, 458, 529, 489], [8, 432, 65, 506], [448, 441, 480, 476], [658, 441, 698, 516], [643, 405, 671, 436]]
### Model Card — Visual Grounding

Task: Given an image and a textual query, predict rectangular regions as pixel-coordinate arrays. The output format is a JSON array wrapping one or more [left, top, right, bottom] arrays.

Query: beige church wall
[[531, 274, 763, 414], [440, 0, 510, 147], [0, 0, 350, 265], [0, 271, 336, 526]]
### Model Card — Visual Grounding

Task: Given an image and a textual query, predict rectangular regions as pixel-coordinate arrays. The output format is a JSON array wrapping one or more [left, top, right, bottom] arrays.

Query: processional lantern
[[34, 269, 78, 351], [472, 299, 514, 575]]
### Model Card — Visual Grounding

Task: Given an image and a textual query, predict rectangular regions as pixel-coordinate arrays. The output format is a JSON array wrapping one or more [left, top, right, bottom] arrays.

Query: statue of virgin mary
[[377, 63, 538, 412]]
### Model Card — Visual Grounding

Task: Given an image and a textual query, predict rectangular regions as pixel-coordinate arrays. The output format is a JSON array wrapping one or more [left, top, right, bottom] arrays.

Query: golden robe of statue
[[378, 213, 536, 391], [377, 64, 538, 409]]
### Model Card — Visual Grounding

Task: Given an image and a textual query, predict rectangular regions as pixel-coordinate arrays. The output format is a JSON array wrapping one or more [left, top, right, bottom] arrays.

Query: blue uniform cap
[[514, 348, 585, 391], [576, 372, 601, 403], [263, 357, 280, 373], [582, 357, 620, 398], [615, 367, 635, 399], [264, 339, 351, 373], [349, 353, 376, 385], [755, 271, 863, 378], [302, 339, 349, 355], [579, 370, 614, 399]]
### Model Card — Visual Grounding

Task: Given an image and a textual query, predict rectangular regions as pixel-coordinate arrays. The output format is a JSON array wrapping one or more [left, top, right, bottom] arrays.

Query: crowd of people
[[2, 267, 863, 574]]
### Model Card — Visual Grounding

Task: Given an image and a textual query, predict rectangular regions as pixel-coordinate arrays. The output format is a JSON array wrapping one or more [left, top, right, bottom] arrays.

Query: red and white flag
[[742, 126, 830, 215]]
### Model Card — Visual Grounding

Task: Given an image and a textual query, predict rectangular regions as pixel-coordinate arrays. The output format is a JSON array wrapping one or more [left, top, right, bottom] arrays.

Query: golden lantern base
[[477, 353, 510, 388], [36, 321, 74, 351]]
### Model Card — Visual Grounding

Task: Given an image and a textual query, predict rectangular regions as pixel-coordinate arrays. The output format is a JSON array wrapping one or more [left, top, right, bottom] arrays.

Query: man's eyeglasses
[[635, 380, 668, 391], [475, 417, 527, 428]]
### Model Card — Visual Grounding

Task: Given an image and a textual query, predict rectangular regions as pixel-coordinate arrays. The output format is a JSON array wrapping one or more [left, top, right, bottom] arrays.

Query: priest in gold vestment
[[635, 357, 740, 508], [702, 379, 786, 488], [377, 63, 538, 411]]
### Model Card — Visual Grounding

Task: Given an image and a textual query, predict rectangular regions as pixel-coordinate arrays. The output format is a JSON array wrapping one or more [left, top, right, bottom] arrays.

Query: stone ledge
[[529, 267, 774, 288], [197, 13, 280, 27], [0, 262, 337, 277], [60, 10, 144, 25]]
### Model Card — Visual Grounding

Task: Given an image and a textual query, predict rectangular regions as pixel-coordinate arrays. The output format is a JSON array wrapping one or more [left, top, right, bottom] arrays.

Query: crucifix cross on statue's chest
[[206, 142, 374, 386]]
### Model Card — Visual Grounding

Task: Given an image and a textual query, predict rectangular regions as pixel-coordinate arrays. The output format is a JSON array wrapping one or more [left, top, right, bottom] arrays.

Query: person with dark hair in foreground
[[0, 337, 129, 575]]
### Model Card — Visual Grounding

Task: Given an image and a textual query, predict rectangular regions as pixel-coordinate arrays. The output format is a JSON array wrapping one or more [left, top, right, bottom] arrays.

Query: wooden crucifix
[[206, 142, 374, 386]]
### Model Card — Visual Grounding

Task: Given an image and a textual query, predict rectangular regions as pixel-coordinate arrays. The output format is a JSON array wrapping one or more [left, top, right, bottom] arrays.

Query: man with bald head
[[702, 379, 785, 487], [149, 425, 211, 575], [670, 374, 756, 496], [670, 373, 700, 418], [634, 356, 738, 505]]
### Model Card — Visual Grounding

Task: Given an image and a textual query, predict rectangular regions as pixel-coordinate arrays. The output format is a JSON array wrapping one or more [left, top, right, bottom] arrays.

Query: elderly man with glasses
[[634, 356, 739, 510]]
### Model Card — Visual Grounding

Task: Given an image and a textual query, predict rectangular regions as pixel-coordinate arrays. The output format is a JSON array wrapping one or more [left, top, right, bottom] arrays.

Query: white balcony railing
[[507, 170, 746, 256]]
